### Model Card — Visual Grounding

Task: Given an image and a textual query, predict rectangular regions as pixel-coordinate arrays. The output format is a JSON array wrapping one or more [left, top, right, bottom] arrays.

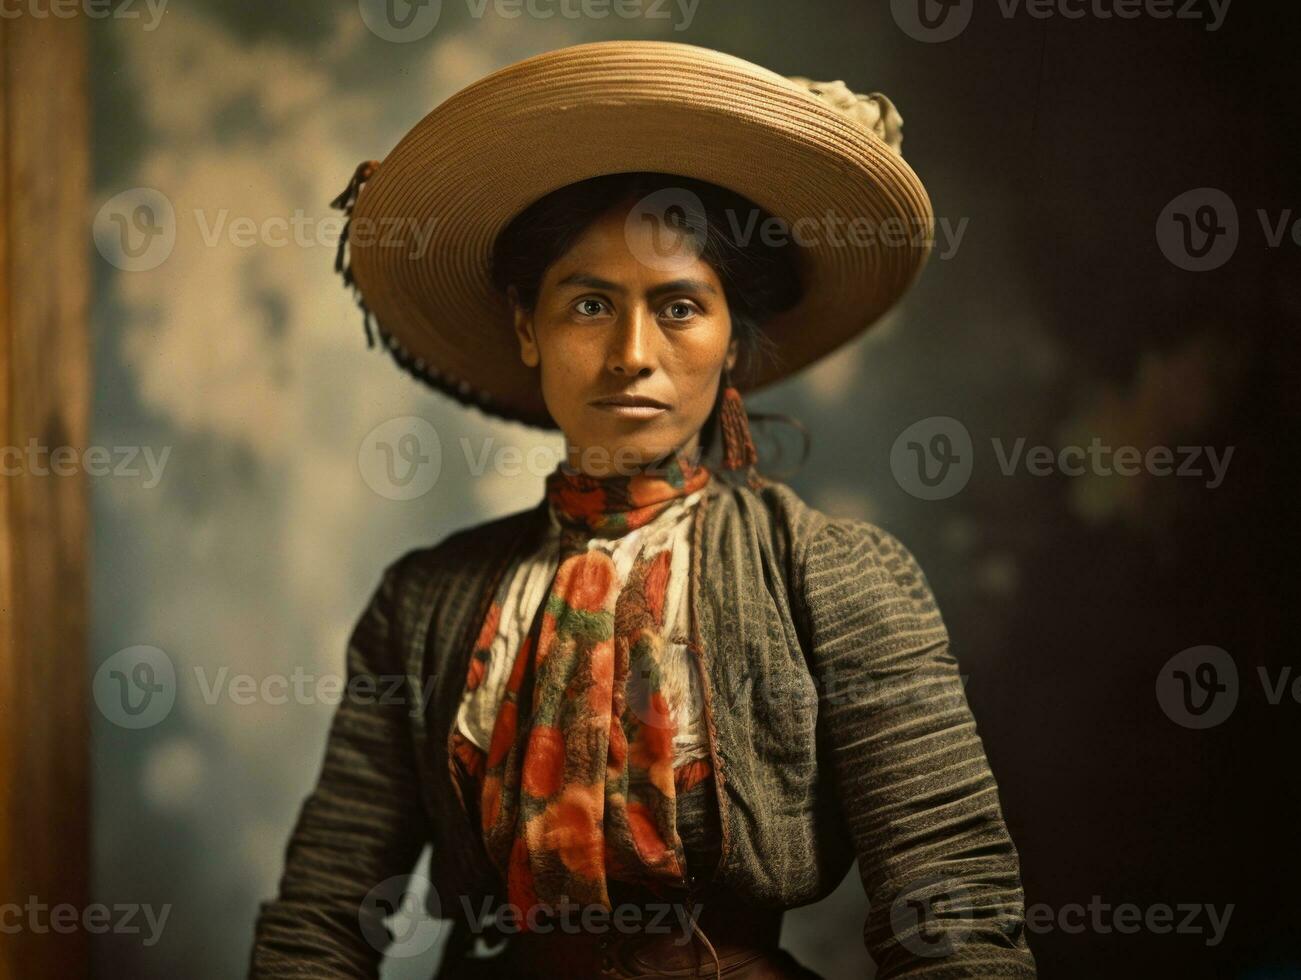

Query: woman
[[251, 41, 1036, 979]]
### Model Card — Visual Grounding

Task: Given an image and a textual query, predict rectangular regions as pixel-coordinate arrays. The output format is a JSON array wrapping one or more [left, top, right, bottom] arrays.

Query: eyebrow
[[554, 273, 718, 299]]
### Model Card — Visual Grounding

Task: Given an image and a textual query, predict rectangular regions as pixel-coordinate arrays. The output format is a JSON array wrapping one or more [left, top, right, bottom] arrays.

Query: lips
[[589, 394, 671, 409]]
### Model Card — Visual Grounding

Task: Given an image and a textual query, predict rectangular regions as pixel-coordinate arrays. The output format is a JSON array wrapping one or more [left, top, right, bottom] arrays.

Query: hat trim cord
[[331, 159, 381, 349], [330, 159, 560, 429]]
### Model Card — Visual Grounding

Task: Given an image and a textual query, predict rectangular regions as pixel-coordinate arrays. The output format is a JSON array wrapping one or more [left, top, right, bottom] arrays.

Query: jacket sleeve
[[249, 552, 430, 977], [797, 516, 1036, 977]]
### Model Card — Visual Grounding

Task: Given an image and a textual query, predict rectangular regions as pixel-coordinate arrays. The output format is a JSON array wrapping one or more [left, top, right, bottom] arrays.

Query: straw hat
[[333, 40, 934, 430]]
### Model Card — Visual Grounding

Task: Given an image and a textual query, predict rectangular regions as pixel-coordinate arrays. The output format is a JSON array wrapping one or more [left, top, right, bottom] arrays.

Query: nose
[[605, 306, 656, 378]]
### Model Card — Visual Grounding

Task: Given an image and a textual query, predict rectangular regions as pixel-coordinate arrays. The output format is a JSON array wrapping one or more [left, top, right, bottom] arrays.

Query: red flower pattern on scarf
[[451, 447, 711, 925]]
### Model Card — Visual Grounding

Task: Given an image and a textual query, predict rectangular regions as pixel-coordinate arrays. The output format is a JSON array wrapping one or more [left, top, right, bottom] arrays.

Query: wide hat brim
[[345, 40, 934, 430]]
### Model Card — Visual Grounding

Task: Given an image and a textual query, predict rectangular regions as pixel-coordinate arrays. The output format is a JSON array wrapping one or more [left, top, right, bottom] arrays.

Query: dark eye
[[662, 301, 698, 321], [574, 298, 608, 318]]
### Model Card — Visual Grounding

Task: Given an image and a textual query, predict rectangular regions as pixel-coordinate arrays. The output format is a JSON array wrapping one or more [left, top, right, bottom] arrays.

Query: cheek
[[533, 322, 579, 372], [668, 331, 730, 388], [534, 325, 600, 397]]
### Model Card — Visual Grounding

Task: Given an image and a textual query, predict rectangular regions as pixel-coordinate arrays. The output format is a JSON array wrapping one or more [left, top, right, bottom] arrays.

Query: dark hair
[[490, 171, 810, 472]]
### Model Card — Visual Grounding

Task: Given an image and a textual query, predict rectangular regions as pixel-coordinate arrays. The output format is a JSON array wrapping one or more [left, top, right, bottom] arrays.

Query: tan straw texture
[[341, 40, 934, 429]]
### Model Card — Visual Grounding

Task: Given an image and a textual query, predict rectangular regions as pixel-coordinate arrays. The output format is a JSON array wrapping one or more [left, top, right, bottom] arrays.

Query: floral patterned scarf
[[455, 446, 712, 925]]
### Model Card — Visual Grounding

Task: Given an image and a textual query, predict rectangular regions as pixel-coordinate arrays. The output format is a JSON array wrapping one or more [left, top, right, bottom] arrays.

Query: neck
[[562, 434, 703, 479]]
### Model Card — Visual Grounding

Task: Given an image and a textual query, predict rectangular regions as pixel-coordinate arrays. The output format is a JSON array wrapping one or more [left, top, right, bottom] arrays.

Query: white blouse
[[453, 487, 710, 769]]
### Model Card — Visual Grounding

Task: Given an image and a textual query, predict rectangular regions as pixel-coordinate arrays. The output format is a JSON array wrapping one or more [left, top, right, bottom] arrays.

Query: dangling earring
[[717, 366, 766, 490]]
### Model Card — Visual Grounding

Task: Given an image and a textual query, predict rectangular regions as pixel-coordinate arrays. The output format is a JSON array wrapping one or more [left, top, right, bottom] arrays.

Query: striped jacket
[[249, 476, 1037, 977]]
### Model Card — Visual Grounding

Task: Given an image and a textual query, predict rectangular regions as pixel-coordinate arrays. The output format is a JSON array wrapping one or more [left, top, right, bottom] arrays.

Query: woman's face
[[511, 201, 737, 477]]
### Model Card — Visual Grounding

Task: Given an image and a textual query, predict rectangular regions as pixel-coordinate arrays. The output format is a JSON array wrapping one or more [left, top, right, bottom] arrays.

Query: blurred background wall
[[87, 1, 1297, 976]]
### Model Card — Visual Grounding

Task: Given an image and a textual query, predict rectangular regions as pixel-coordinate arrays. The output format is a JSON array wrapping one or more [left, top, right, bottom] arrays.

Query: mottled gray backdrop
[[89, 1, 1296, 977]]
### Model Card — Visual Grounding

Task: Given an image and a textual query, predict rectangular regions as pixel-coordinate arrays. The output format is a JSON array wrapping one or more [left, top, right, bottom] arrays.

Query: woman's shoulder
[[719, 475, 887, 550], [711, 473, 825, 542], [380, 497, 548, 592], [724, 476, 937, 600]]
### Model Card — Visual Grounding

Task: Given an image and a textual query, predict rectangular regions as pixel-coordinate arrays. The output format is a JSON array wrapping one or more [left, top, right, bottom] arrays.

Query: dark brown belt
[[438, 881, 819, 979]]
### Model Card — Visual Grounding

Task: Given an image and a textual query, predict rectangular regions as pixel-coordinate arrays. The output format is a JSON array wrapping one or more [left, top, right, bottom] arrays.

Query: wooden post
[[0, 11, 92, 979]]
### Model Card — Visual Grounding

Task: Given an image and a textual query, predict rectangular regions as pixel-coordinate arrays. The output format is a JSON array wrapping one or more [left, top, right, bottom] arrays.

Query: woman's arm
[[797, 517, 1037, 977], [249, 553, 430, 977]]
